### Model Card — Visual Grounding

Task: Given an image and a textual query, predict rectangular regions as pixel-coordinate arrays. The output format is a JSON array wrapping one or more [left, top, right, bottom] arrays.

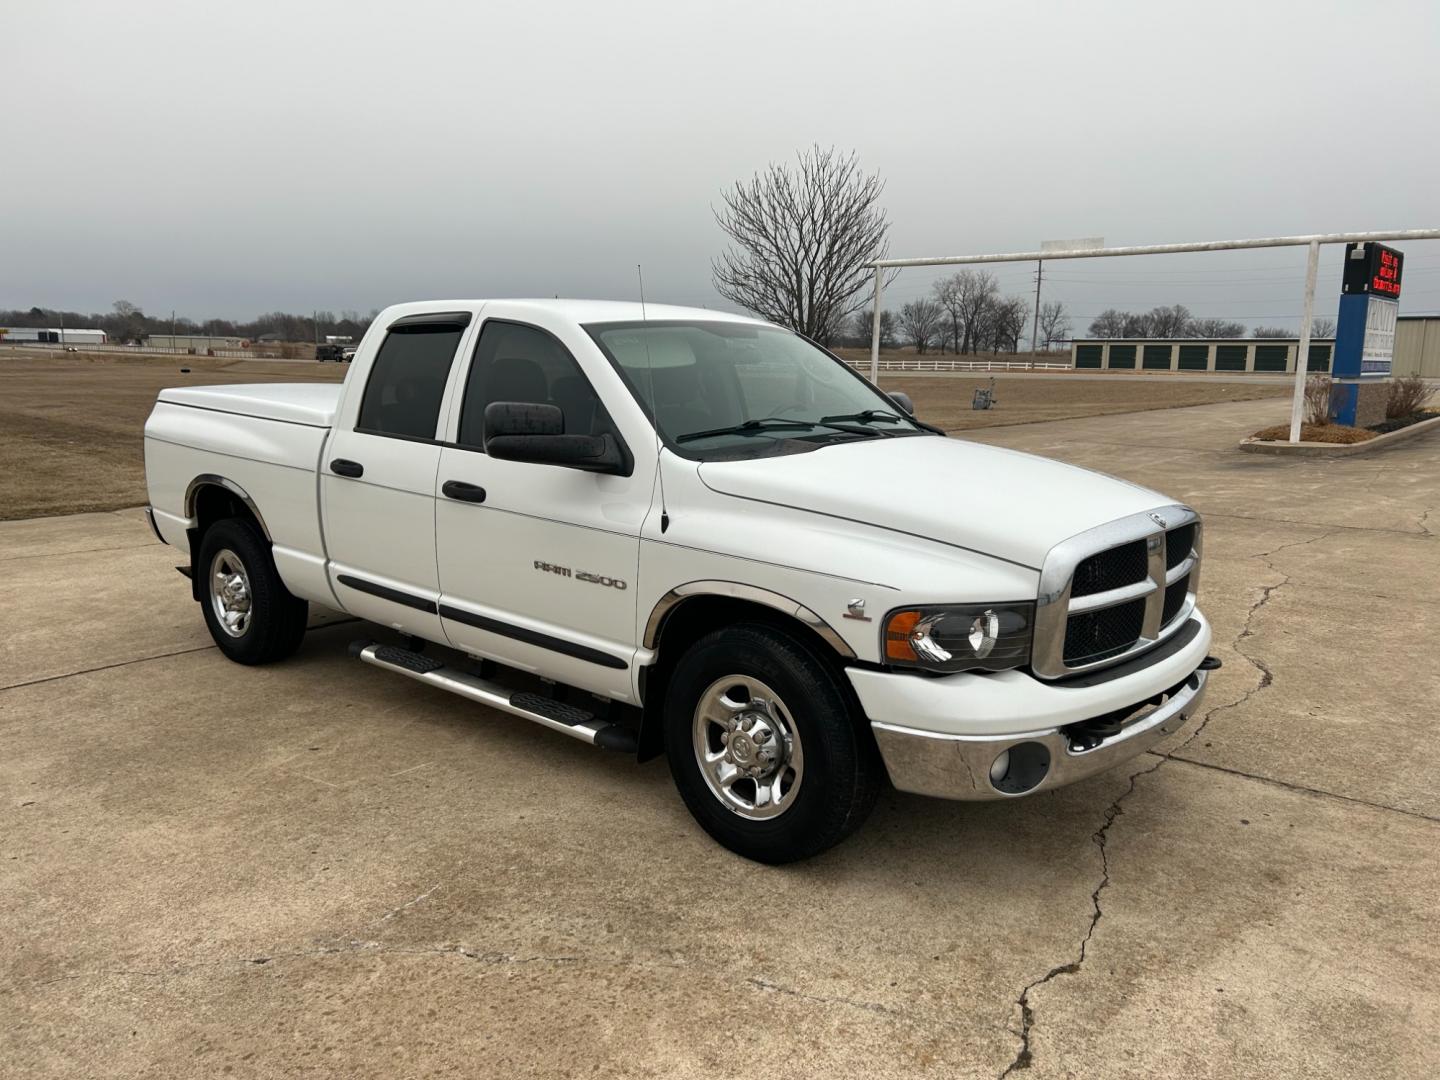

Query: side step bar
[[349, 640, 638, 753]]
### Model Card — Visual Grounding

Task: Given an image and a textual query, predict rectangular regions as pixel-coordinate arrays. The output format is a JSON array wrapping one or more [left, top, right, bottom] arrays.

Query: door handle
[[442, 480, 487, 503], [329, 458, 364, 478]]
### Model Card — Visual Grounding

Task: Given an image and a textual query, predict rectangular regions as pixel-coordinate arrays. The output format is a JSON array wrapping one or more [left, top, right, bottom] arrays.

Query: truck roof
[[383, 298, 765, 326]]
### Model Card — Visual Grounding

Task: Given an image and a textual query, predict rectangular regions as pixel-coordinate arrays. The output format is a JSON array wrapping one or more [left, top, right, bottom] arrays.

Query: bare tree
[[1252, 326, 1290, 338], [1148, 304, 1192, 338], [712, 145, 892, 345], [112, 299, 147, 344], [979, 296, 1029, 353], [897, 299, 945, 354], [1188, 317, 1247, 338], [932, 275, 965, 354], [933, 270, 999, 354], [1088, 309, 1128, 338], [1311, 317, 1336, 337], [1036, 300, 1071, 350], [1121, 312, 1155, 338], [851, 309, 896, 348]]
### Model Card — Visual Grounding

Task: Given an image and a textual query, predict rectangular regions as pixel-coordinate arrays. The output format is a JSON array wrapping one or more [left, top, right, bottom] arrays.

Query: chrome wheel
[[208, 548, 253, 638], [692, 675, 804, 820]]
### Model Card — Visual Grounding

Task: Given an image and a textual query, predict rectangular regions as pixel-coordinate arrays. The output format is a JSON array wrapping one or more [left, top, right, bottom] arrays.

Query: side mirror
[[888, 391, 916, 416], [483, 401, 627, 474]]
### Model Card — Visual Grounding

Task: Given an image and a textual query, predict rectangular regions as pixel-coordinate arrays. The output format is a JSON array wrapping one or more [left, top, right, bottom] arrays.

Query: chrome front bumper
[[871, 667, 1209, 800]]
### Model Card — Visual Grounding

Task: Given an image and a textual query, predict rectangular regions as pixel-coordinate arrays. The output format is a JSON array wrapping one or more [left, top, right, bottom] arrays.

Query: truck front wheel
[[663, 623, 880, 863], [197, 517, 308, 665]]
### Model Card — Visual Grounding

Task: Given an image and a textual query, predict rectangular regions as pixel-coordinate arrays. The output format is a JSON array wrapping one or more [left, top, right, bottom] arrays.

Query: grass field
[[0, 349, 1288, 520]]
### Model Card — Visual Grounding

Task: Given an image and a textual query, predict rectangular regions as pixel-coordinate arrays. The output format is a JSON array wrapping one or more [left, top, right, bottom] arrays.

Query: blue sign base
[[1332, 381, 1363, 427]]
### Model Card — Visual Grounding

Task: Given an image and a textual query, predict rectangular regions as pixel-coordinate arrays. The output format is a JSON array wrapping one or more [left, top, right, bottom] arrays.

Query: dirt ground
[[0, 351, 346, 519], [878, 373, 1287, 432], [0, 349, 1285, 520], [3, 396, 1436, 1078]]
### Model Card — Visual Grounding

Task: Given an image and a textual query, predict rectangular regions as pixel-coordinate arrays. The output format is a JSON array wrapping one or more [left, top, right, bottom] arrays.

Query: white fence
[[844, 356, 1071, 373], [0, 341, 280, 360]]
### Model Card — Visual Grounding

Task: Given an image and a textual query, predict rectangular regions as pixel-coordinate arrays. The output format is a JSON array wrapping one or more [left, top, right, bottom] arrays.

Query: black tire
[[197, 517, 308, 665], [663, 622, 881, 863]]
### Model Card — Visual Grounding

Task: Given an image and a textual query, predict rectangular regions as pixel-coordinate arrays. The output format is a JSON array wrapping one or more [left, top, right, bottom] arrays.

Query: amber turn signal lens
[[884, 610, 922, 661]]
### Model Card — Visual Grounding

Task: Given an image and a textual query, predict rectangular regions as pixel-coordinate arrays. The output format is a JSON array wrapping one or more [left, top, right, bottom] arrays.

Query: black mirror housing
[[484, 400, 564, 438], [888, 391, 916, 416], [482, 401, 629, 475]]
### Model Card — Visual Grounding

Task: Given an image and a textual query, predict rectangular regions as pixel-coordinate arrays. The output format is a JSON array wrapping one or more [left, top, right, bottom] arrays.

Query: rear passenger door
[[322, 311, 473, 638], [433, 318, 647, 701]]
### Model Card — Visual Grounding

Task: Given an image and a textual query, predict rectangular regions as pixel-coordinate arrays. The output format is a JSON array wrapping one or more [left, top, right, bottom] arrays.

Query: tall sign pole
[[1287, 241, 1321, 442]]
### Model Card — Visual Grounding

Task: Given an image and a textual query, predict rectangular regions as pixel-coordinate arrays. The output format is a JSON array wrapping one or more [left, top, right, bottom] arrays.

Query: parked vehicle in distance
[[143, 300, 1216, 862], [315, 344, 350, 362]]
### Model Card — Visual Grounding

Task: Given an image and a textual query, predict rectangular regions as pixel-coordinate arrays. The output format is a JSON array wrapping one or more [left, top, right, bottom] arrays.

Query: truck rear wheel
[[663, 623, 880, 863], [197, 517, 308, 665]]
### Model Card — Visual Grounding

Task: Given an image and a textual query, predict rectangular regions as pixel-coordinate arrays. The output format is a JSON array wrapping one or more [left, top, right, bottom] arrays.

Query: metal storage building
[[0, 327, 107, 345], [1395, 317, 1440, 378], [1068, 337, 1335, 374], [1068, 318, 1440, 377]]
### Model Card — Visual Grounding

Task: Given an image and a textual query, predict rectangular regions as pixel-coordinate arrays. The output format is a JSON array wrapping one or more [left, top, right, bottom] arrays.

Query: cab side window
[[356, 320, 466, 440], [457, 320, 613, 448]]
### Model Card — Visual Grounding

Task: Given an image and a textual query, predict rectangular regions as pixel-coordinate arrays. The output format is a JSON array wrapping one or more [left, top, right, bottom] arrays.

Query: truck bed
[[156, 383, 342, 428]]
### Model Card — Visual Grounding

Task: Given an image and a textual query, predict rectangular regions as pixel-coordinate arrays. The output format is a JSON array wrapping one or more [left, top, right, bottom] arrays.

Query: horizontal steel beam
[[873, 229, 1440, 269]]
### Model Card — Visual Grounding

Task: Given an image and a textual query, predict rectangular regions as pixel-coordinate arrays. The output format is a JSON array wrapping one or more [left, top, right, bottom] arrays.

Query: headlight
[[882, 602, 1034, 673]]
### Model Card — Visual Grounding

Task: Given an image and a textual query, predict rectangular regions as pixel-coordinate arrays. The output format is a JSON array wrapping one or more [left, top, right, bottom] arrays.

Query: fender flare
[[643, 580, 857, 660], [183, 474, 273, 541]]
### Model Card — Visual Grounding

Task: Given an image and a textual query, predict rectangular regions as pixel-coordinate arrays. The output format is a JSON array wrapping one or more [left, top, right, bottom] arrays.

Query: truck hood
[[697, 435, 1170, 569], [156, 382, 342, 427]]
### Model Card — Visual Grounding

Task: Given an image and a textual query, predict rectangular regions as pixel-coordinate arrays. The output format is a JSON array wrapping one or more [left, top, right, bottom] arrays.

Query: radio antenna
[[637, 263, 668, 532]]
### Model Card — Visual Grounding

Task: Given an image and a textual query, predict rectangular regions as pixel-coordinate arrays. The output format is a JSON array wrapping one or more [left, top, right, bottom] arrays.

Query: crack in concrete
[[999, 526, 1336, 1076], [9, 942, 584, 994], [997, 753, 1166, 1077], [376, 883, 442, 924], [0, 645, 219, 694], [1169, 528, 1335, 757], [1163, 756, 1440, 824], [746, 977, 916, 1022], [0, 540, 161, 563]]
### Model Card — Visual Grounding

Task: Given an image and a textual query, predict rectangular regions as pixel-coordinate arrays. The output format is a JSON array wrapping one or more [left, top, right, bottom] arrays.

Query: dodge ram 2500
[[144, 299, 1215, 862]]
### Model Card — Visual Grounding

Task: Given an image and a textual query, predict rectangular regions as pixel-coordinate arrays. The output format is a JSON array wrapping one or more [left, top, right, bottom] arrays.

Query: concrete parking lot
[[3, 396, 1437, 1078]]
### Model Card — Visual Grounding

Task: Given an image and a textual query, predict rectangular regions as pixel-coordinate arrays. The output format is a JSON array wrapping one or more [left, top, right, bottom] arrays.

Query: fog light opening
[[990, 741, 1051, 795]]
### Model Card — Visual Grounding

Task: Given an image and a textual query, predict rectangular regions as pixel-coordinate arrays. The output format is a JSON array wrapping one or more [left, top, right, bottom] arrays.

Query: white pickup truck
[[144, 299, 1215, 862]]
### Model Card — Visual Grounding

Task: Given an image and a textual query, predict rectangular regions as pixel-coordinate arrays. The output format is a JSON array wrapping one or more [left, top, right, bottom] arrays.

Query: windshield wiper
[[820, 409, 908, 425], [676, 417, 889, 444], [676, 418, 818, 444], [821, 408, 946, 436]]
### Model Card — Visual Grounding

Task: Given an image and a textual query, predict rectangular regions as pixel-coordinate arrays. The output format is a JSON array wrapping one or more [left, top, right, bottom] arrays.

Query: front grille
[[1165, 524, 1196, 571], [1071, 540, 1148, 597], [1063, 598, 1147, 665], [1162, 573, 1190, 625], [1033, 507, 1203, 678]]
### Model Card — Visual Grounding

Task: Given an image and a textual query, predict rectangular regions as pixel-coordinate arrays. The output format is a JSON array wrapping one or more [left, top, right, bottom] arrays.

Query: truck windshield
[[584, 320, 929, 458]]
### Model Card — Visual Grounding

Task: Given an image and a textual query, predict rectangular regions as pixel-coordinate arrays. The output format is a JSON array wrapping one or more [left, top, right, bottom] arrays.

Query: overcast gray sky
[[5, 0, 1439, 330]]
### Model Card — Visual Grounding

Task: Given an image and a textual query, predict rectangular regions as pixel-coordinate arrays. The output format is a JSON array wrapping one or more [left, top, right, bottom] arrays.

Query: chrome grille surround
[[1032, 504, 1202, 679]]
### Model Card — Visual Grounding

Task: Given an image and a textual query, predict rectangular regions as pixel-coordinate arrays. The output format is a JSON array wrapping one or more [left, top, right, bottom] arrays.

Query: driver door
[[433, 317, 649, 701]]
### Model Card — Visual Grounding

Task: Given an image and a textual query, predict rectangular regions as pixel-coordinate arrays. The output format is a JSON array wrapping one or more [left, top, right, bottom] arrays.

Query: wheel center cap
[[723, 711, 781, 778]]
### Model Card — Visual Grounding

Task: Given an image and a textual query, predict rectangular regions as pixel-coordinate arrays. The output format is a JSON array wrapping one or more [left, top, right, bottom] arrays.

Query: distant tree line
[[834, 270, 1069, 354], [1089, 307, 1338, 341], [0, 300, 378, 345]]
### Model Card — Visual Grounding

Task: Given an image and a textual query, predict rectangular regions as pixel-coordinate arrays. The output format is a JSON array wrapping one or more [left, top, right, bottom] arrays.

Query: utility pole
[[171, 309, 177, 353], [313, 310, 319, 347], [58, 307, 65, 350], [1030, 259, 1043, 368]]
